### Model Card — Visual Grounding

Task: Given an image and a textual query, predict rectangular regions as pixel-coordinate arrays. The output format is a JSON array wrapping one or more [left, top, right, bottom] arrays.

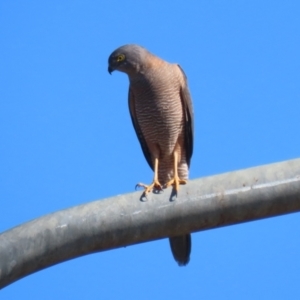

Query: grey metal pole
[[0, 159, 300, 289]]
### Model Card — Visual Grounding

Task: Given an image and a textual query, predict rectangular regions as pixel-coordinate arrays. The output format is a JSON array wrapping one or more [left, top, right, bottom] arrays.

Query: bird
[[108, 44, 194, 266]]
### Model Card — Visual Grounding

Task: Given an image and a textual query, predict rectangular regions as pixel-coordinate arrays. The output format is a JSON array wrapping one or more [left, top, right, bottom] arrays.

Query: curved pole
[[0, 159, 300, 289]]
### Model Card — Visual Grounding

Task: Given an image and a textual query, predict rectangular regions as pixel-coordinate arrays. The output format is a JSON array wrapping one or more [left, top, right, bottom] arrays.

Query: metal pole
[[0, 158, 300, 288]]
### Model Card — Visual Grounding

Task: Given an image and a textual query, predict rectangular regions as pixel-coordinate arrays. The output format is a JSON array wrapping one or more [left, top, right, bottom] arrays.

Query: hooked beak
[[108, 66, 114, 74]]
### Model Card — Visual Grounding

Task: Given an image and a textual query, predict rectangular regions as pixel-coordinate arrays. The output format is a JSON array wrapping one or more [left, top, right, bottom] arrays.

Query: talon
[[165, 177, 187, 192], [135, 183, 147, 190], [136, 180, 163, 195]]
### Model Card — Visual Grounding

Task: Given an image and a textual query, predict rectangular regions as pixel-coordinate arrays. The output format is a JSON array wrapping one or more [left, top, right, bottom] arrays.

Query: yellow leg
[[165, 151, 187, 192], [136, 158, 162, 195]]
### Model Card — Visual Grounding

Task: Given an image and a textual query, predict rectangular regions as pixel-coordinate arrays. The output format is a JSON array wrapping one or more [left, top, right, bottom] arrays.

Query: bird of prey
[[108, 44, 194, 266]]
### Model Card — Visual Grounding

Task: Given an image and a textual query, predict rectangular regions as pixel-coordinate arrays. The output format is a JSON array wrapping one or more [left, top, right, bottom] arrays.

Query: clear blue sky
[[1, 1, 300, 299]]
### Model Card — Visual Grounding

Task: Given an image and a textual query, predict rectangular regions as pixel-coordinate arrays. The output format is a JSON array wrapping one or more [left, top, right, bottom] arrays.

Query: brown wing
[[128, 88, 154, 171], [178, 65, 194, 167]]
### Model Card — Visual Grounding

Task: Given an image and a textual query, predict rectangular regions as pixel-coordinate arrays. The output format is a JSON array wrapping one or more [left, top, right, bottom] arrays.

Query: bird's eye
[[117, 54, 125, 62]]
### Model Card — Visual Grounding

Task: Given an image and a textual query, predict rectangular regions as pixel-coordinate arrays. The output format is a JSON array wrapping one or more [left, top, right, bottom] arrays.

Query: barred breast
[[129, 61, 189, 185]]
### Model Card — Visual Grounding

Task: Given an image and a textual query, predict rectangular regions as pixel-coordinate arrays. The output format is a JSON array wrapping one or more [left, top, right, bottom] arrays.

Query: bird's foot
[[135, 180, 163, 195], [165, 177, 187, 193]]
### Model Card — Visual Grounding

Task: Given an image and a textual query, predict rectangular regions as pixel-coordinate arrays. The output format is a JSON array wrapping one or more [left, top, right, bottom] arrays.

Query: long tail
[[169, 234, 191, 266]]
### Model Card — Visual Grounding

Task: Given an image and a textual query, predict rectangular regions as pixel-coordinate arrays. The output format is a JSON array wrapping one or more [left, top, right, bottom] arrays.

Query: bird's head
[[108, 44, 148, 75]]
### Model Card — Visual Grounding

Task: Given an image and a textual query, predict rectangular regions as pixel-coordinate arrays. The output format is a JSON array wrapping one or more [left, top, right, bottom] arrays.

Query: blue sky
[[1, 1, 300, 299]]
